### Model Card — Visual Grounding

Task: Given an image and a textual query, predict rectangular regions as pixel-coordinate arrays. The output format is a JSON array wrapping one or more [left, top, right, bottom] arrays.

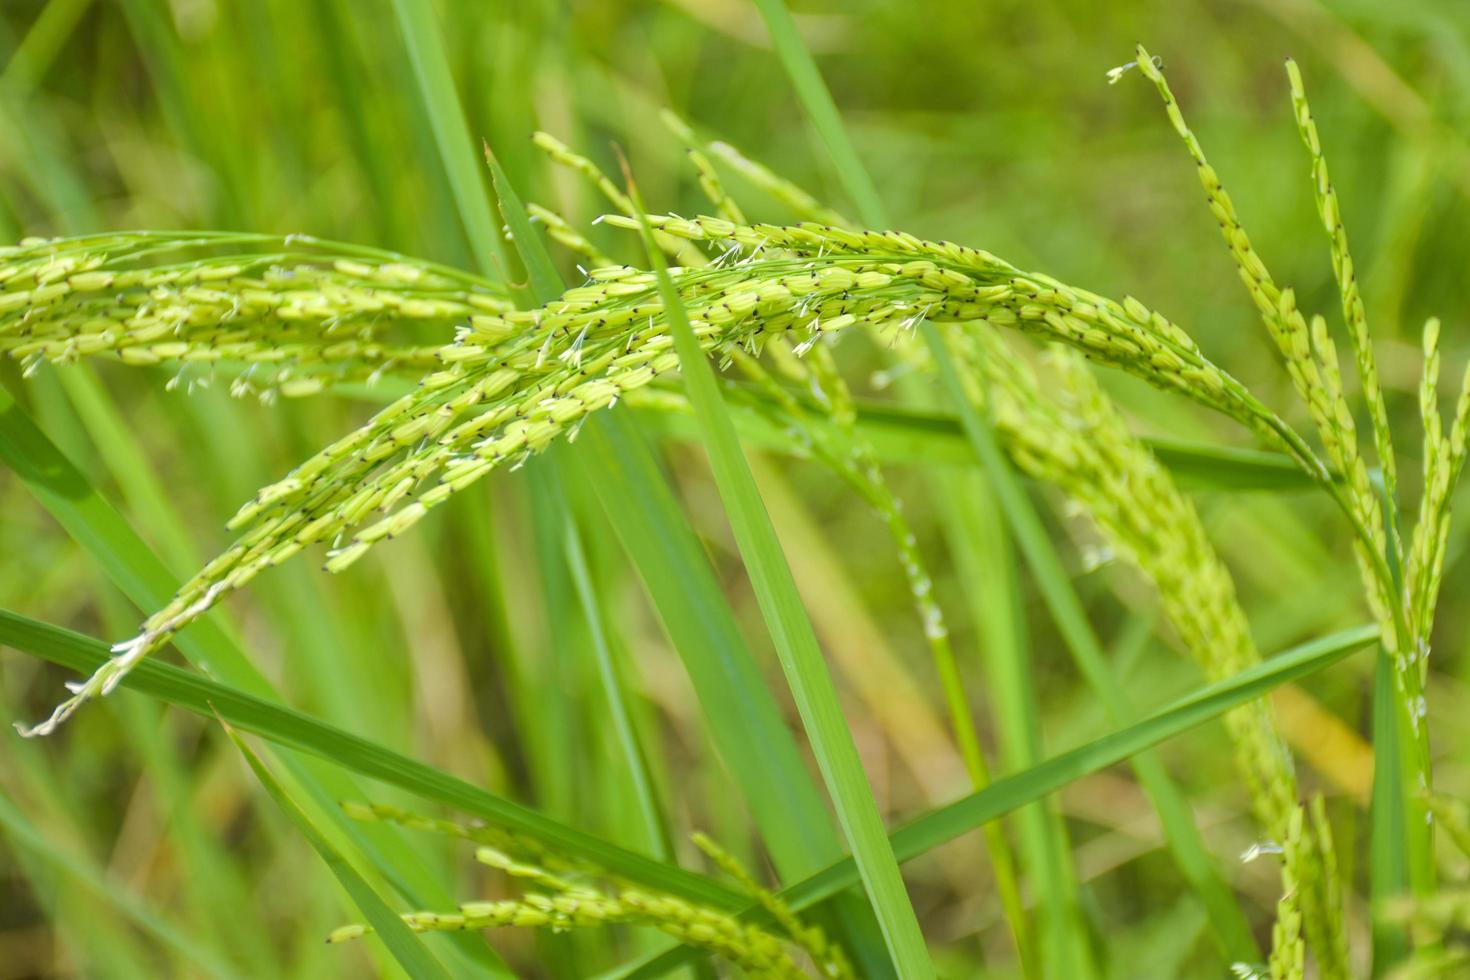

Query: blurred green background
[[2, 0, 1469, 976]]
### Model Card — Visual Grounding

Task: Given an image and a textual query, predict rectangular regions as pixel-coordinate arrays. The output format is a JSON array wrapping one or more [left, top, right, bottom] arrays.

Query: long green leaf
[[562, 494, 672, 858], [807, 625, 1376, 906], [574, 411, 897, 978], [625, 173, 933, 976], [937, 467, 1086, 976], [738, 9, 1245, 968], [0, 607, 1375, 970], [573, 411, 845, 873], [636, 390, 1315, 491], [1370, 648, 1408, 974], [388, 0, 510, 284], [0, 607, 744, 913], [749, 0, 886, 228]]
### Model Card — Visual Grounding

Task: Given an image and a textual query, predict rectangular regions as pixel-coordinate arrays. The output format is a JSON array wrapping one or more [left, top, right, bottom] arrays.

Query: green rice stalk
[[331, 840, 816, 980], [0, 216, 1346, 739]]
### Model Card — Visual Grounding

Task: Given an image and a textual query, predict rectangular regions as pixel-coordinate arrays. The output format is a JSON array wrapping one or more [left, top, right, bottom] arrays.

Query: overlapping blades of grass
[[487, 113, 894, 972], [0, 606, 746, 910], [924, 321, 1258, 962], [626, 172, 933, 976], [750, 0, 1258, 965]]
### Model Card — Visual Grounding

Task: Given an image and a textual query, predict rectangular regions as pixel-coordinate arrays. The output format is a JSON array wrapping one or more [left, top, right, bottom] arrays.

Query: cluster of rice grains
[[329, 803, 853, 980], [5, 213, 1299, 738], [4, 46, 1469, 978], [0, 232, 501, 397]]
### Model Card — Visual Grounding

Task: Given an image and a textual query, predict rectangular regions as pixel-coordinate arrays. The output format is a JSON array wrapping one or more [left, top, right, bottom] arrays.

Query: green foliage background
[[1, 0, 1468, 976]]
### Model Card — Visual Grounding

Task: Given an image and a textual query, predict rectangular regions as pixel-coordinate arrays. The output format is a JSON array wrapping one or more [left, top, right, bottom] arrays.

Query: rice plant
[[4, 3, 1470, 978]]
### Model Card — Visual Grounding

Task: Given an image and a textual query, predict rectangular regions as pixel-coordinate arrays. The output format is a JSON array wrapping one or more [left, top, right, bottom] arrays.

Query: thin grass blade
[[220, 721, 454, 980], [624, 168, 933, 976]]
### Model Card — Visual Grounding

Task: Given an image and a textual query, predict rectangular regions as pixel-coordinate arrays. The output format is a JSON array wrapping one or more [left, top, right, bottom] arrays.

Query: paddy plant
[[2, 33, 1466, 980]]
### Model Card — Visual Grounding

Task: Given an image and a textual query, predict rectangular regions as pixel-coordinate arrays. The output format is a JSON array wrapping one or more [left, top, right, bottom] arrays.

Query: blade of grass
[[561, 475, 673, 860], [876, 629, 1358, 928], [692, 389, 1316, 490], [694, 25, 1296, 957], [573, 412, 898, 979], [623, 166, 933, 977], [740, 13, 1119, 970], [220, 720, 453, 980], [0, 0, 93, 94], [114, 0, 243, 226], [388, 0, 511, 285], [740, 17, 1252, 951], [749, 0, 886, 228], [937, 467, 1087, 977], [0, 607, 748, 910], [489, 137, 679, 866], [494, 153, 681, 980], [602, 623, 1377, 979], [673, 15, 1259, 949], [17, 368, 282, 975]]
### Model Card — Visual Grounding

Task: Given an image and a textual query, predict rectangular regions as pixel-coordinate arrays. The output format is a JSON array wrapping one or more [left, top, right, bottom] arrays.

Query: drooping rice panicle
[[693, 832, 855, 980], [340, 800, 586, 874], [942, 330, 1349, 975], [662, 112, 749, 228], [0, 232, 504, 398], [7, 216, 1341, 734], [1133, 47, 1397, 652], [1134, 47, 1387, 590], [530, 130, 707, 267], [1406, 323, 1470, 701]]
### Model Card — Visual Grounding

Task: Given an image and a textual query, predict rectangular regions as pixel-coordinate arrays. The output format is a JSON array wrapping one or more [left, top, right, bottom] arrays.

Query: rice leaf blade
[[624, 171, 933, 976], [0, 607, 746, 911], [220, 722, 454, 980]]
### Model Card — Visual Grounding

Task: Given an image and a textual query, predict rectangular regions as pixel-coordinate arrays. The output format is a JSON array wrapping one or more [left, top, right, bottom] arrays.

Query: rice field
[[2, 2, 1470, 977]]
